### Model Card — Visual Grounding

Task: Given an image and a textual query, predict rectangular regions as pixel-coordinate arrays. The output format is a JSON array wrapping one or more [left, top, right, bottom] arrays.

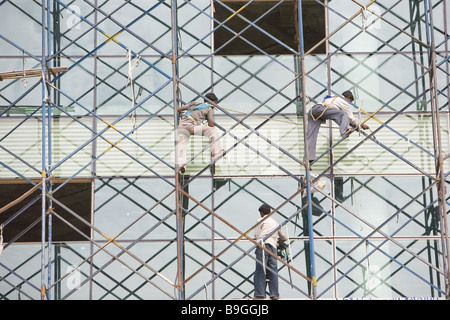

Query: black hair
[[204, 93, 218, 103], [258, 204, 271, 215], [342, 90, 354, 102]]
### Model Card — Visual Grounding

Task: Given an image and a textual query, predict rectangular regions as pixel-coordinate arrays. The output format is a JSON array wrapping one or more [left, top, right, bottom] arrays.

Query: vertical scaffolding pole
[[210, 0, 216, 300], [45, 0, 53, 300], [171, 0, 184, 300], [91, 0, 99, 301], [324, 0, 339, 299], [425, 0, 450, 300], [40, 0, 47, 300], [298, 0, 317, 300]]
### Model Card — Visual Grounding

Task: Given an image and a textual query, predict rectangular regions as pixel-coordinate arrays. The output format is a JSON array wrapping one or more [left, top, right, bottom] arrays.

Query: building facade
[[0, 0, 449, 300]]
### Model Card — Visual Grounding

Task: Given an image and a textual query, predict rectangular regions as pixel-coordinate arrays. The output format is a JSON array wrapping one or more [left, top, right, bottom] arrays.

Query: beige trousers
[[177, 123, 224, 168]]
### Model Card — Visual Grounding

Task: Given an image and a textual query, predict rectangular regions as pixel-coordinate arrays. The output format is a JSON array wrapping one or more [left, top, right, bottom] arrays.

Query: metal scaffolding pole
[[298, 0, 317, 300], [171, 0, 184, 300], [39, 0, 48, 300], [425, 0, 450, 299]]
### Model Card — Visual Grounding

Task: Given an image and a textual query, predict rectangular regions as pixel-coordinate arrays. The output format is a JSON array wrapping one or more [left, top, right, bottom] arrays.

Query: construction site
[[0, 0, 449, 300]]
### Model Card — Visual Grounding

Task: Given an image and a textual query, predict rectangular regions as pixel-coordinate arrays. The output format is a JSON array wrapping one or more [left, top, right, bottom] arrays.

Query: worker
[[253, 204, 288, 300], [176, 93, 226, 174], [305, 90, 370, 166]]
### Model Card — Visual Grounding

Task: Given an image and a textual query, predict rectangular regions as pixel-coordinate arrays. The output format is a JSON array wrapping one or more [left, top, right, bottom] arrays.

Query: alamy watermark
[[65, 5, 81, 30], [66, 265, 81, 290]]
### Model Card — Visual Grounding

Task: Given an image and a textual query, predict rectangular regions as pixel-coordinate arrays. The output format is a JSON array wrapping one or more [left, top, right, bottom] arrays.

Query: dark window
[[0, 181, 91, 242], [213, 0, 326, 55]]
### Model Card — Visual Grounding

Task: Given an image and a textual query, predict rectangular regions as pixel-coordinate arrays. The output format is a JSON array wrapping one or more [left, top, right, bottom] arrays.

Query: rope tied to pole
[[22, 50, 27, 88], [310, 95, 338, 122], [126, 49, 141, 132]]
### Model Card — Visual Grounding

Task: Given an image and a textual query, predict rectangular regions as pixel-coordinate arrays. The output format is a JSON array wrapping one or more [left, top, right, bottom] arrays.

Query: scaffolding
[[0, 0, 449, 300]]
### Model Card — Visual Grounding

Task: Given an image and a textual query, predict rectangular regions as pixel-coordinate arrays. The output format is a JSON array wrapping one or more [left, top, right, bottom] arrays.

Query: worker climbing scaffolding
[[176, 93, 226, 174], [303, 90, 371, 193], [305, 90, 371, 166]]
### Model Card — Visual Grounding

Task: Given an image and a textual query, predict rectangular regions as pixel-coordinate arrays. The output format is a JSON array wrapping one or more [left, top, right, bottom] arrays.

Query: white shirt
[[254, 216, 288, 248], [324, 96, 360, 127]]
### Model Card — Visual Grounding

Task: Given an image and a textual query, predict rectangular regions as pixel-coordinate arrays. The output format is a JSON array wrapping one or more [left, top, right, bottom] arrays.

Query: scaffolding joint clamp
[[312, 276, 317, 287], [40, 285, 46, 298]]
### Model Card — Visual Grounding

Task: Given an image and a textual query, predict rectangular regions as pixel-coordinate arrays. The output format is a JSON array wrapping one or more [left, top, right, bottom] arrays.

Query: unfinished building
[[0, 0, 449, 300]]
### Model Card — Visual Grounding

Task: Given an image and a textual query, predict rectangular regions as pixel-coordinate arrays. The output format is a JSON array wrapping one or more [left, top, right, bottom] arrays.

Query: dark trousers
[[254, 244, 279, 298], [306, 104, 351, 162]]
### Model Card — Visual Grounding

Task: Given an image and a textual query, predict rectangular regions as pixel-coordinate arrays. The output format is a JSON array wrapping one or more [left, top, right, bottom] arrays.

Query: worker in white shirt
[[305, 90, 370, 165], [253, 204, 288, 300]]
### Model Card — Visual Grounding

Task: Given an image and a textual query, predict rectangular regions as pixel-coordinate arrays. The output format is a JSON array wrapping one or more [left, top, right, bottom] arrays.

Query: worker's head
[[342, 90, 354, 102], [204, 93, 218, 104], [258, 204, 271, 217]]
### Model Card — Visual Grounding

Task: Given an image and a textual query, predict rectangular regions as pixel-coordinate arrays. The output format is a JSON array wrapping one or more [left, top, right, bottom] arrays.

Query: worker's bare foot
[[343, 128, 354, 137], [213, 150, 226, 162]]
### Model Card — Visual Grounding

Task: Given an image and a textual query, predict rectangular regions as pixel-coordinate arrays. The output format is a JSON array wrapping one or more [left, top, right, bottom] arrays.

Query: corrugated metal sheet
[[0, 113, 447, 179]]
